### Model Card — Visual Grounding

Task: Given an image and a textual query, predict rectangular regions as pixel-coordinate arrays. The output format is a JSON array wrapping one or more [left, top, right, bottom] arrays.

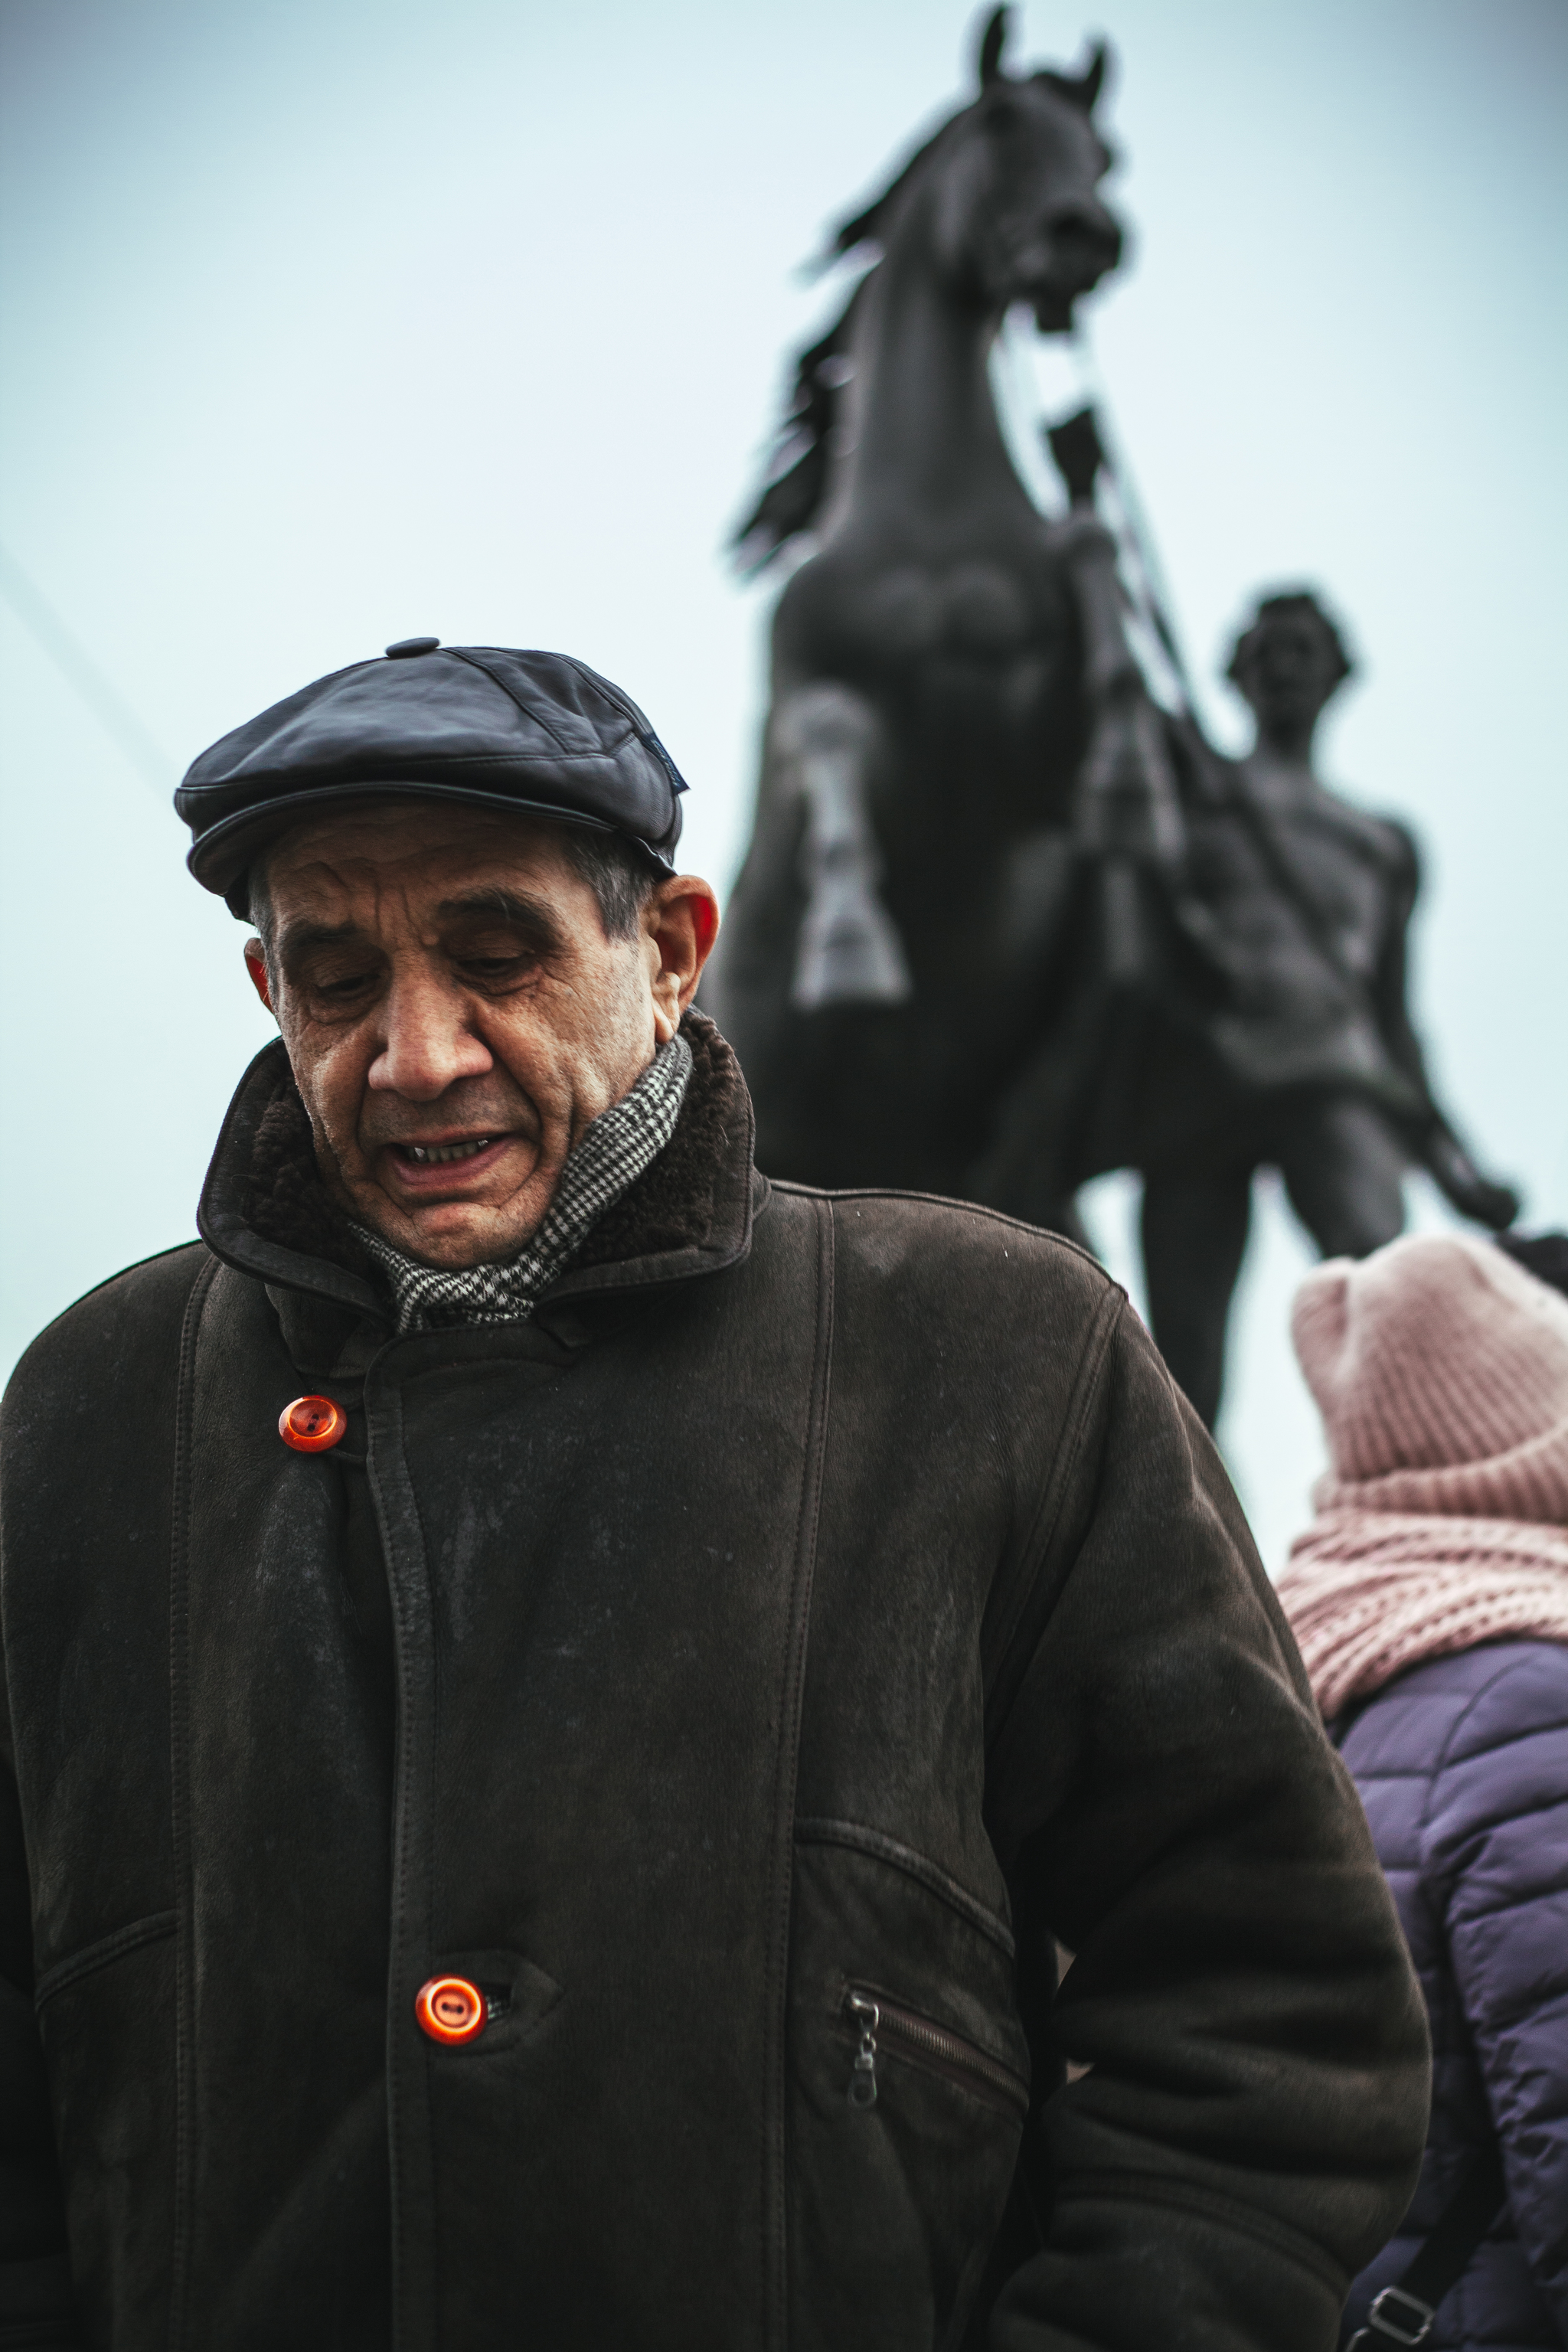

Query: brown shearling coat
[[0, 1017, 1427, 2350]]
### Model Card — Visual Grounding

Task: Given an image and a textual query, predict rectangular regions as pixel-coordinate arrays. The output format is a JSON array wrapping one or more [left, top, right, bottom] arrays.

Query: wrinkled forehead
[[259, 797, 586, 916]]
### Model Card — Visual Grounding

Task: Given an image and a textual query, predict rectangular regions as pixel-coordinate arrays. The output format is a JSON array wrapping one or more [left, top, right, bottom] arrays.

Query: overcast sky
[[2, 0, 1564, 1568]]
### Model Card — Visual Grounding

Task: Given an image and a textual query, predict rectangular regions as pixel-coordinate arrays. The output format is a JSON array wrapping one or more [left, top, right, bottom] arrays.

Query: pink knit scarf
[[1277, 1509, 1568, 1721]]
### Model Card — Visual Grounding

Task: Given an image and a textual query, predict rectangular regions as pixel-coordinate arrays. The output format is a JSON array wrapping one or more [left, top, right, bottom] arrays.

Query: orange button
[[415, 1975, 488, 2046], [279, 1395, 348, 1452]]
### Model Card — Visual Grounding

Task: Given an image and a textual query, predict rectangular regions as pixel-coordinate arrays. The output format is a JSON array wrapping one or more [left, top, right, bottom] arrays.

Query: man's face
[[248, 802, 717, 1269]]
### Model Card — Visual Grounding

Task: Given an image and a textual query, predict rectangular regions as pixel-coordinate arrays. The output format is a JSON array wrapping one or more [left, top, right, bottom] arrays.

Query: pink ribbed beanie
[[1292, 1233, 1568, 1522]]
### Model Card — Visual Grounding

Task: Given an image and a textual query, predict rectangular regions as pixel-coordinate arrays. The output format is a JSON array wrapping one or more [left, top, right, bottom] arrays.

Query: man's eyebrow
[[435, 889, 567, 948], [276, 917, 370, 965]]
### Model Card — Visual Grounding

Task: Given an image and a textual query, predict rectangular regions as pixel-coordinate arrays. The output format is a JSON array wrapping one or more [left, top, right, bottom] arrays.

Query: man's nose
[[367, 966, 493, 1099]]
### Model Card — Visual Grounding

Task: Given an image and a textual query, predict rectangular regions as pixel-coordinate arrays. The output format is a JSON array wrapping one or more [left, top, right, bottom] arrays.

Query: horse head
[[935, 6, 1124, 330], [736, 10, 1124, 567], [830, 6, 1122, 331]]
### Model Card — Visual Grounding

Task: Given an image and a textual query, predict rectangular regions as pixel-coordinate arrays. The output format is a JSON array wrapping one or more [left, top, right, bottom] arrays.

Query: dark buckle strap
[[1344, 2141, 1506, 2351], [1347, 2285, 1437, 2350]]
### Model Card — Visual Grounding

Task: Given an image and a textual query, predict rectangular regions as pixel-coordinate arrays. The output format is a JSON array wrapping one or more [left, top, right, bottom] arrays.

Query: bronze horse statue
[[709, 8, 1126, 1202], [710, 8, 1518, 1426]]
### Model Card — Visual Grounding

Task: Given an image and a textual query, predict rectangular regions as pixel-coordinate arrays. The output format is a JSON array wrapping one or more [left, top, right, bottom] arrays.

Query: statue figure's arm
[[1374, 824, 1519, 1228], [1370, 825, 1440, 1095], [1053, 514, 1183, 865], [1050, 514, 1186, 985]]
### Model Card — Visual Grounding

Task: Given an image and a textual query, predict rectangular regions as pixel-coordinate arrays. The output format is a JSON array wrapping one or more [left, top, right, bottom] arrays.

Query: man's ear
[[647, 877, 720, 1040], [244, 939, 274, 1012]]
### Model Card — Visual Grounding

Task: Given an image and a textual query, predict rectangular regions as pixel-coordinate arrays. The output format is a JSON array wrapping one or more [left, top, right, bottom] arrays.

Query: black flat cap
[[178, 641, 688, 916]]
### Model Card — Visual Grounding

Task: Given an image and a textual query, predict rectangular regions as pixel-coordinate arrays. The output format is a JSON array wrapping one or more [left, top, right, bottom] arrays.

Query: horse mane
[[730, 113, 955, 577], [731, 16, 1109, 574], [730, 279, 867, 577]]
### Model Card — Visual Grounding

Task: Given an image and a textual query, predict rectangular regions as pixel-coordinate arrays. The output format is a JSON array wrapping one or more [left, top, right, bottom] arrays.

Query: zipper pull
[[846, 1991, 880, 2107]]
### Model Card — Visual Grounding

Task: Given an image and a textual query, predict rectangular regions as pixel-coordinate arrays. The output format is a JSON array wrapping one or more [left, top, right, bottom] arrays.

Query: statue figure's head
[[1227, 590, 1354, 746]]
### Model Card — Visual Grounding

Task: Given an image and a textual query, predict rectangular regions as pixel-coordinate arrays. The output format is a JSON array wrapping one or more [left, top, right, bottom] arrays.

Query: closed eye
[[454, 949, 542, 987], [312, 967, 381, 1001]]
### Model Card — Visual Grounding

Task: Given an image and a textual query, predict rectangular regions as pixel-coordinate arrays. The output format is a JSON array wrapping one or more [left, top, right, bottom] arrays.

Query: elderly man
[[1, 640, 1426, 2350]]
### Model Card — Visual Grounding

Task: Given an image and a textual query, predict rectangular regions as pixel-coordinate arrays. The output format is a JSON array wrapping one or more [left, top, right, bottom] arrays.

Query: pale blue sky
[[2, 0, 1564, 1566]]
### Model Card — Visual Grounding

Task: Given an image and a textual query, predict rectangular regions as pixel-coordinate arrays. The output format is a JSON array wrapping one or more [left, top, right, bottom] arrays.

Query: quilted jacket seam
[[1446, 1710, 1568, 1772], [1430, 1654, 1565, 1782], [1417, 1654, 1553, 1876], [1448, 1839, 1568, 1906]]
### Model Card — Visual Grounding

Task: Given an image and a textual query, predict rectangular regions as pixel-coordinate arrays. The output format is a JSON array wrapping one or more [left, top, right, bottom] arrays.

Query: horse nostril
[[1046, 198, 1099, 231], [1044, 199, 1122, 278]]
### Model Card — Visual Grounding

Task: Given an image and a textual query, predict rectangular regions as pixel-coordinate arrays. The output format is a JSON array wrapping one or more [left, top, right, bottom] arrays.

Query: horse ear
[[1037, 41, 1110, 113], [1076, 41, 1108, 112], [976, 6, 1008, 88]]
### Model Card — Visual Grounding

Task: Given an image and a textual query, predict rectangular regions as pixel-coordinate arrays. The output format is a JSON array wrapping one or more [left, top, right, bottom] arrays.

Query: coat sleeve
[[1423, 1645, 1568, 2340], [984, 1298, 1430, 2352], [0, 1703, 79, 2346]]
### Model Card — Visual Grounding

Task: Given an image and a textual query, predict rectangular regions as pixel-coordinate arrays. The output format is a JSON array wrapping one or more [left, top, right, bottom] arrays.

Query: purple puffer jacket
[[1339, 1639, 1568, 2350]]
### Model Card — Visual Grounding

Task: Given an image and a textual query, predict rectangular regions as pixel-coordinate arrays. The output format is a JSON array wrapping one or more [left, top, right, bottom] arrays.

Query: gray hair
[[555, 825, 661, 941]]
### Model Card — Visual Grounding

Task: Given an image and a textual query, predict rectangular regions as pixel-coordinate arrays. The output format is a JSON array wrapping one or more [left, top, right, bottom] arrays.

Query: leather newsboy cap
[[178, 640, 688, 916]]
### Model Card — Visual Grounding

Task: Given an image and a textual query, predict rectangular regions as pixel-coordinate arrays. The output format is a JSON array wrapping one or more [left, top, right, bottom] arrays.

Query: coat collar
[[197, 1011, 761, 1328]]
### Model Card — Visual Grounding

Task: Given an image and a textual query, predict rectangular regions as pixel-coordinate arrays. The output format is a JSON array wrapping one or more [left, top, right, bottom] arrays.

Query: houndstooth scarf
[[354, 1034, 692, 1335]]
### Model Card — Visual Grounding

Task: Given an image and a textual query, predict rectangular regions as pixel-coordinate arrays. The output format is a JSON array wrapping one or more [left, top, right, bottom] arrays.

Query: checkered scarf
[[354, 1034, 692, 1335]]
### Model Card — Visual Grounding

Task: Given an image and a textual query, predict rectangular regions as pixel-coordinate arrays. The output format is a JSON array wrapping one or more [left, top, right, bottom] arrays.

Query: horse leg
[[771, 681, 912, 1011], [1140, 1162, 1254, 1429], [1274, 1094, 1406, 1259]]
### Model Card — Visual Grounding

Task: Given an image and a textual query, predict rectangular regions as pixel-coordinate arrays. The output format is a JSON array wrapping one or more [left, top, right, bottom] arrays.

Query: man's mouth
[[381, 1132, 521, 1193], [396, 1137, 497, 1166]]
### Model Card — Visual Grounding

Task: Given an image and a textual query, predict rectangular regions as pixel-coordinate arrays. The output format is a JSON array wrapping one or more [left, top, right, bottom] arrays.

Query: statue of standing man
[[1136, 589, 1517, 1426]]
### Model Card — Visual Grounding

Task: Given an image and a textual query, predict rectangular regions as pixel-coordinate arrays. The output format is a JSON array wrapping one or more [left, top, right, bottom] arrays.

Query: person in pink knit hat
[[1277, 1231, 1568, 2352]]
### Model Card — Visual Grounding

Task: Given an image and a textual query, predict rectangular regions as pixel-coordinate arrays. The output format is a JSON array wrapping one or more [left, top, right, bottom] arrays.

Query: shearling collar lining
[[198, 1010, 756, 1318]]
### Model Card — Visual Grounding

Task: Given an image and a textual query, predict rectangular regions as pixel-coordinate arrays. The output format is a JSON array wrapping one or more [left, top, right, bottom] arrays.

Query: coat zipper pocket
[[842, 1984, 1028, 2118]]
